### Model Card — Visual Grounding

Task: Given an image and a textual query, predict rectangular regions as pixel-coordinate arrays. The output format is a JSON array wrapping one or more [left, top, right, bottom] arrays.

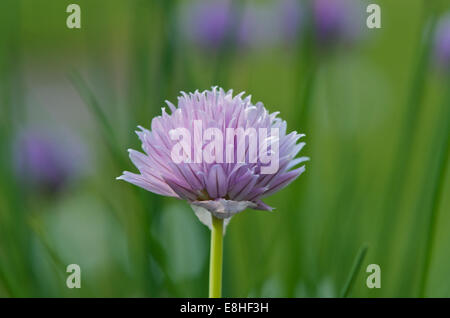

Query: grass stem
[[340, 244, 369, 298], [418, 79, 450, 297]]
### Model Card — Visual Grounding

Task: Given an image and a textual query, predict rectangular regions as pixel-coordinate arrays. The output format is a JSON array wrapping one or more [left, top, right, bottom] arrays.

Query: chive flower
[[118, 87, 308, 297]]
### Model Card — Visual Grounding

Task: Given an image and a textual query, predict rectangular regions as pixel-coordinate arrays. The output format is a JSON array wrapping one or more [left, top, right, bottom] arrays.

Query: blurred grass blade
[[376, 0, 440, 259], [0, 259, 16, 297], [340, 244, 368, 298], [293, 1, 317, 131], [148, 231, 181, 297], [70, 71, 115, 138], [284, 2, 318, 297], [69, 71, 126, 167], [128, 0, 155, 123], [28, 216, 68, 285], [418, 79, 450, 297], [154, 0, 178, 104]]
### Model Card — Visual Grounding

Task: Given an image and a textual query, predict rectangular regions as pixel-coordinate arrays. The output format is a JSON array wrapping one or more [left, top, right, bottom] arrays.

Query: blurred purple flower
[[434, 13, 450, 70], [313, 0, 363, 47], [13, 128, 86, 193], [118, 87, 308, 229], [180, 0, 236, 50], [180, 0, 302, 51]]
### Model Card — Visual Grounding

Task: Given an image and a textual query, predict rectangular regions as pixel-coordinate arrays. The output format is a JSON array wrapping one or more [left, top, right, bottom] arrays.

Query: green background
[[0, 0, 449, 297]]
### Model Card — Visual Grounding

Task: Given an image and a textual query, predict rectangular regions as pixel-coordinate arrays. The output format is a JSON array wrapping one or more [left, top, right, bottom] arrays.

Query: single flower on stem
[[118, 87, 308, 297]]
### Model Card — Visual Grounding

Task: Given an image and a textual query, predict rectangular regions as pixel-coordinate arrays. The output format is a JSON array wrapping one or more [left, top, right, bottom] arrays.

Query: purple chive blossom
[[13, 129, 85, 193], [313, 0, 363, 47], [118, 87, 308, 229], [433, 13, 450, 70]]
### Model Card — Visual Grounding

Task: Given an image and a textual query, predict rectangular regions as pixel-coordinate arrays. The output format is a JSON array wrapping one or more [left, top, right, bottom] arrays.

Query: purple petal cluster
[[118, 88, 308, 227]]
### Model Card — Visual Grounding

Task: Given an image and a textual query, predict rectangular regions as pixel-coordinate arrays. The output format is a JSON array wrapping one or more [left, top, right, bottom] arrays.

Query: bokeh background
[[0, 0, 449, 297]]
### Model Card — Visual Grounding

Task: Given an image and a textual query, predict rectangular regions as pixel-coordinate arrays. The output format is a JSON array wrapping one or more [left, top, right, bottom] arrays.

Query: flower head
[[118, 87, 308, 229]]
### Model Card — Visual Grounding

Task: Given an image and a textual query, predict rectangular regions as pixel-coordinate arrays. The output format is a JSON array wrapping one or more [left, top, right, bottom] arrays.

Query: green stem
[[209, 216, 224, 298]]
